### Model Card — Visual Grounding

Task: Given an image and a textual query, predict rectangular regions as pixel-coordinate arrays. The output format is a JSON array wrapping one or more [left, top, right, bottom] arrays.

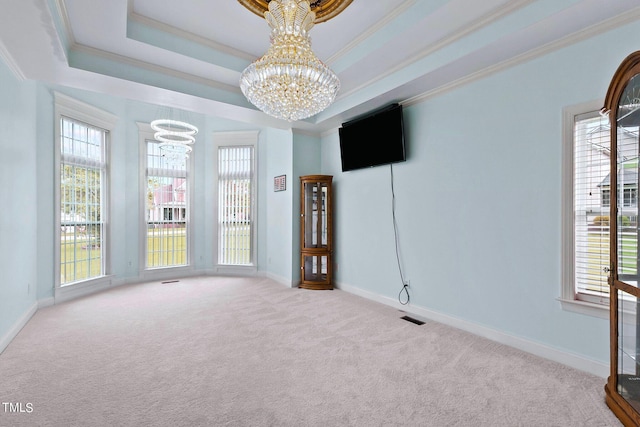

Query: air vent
[[401, 315, 425, 325]]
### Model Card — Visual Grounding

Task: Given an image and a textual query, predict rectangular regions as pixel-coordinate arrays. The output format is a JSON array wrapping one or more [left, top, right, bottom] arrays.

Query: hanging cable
[[391, 164, 409, 305]]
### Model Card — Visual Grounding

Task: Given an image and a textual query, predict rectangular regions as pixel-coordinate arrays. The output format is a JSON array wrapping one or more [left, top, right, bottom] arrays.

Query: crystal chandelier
[[240, 0, 340, 122]]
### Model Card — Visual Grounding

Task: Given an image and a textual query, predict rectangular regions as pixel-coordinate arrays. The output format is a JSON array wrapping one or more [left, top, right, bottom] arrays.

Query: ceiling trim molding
[[70, 43, 243, 95], [325, 0, 416, 66], [52, 0, 75, 54], [0, 39, 26, 81], [402, 6, 640, 108], [136, 121, 153, 133], [334, 0, 534, 102], [128, 11, 256, 62], [54, 91, 118, 129]]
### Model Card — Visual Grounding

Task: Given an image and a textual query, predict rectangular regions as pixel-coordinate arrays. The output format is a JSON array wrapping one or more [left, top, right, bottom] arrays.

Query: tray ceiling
[[1, 0, 640, 132]]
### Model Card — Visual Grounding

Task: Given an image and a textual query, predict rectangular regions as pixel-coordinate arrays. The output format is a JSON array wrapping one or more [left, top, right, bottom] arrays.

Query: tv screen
[[339, 104, 406, 172]]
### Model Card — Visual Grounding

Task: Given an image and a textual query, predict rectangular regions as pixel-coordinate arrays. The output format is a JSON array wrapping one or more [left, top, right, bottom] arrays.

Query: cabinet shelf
[[300, 175, 333, 290]]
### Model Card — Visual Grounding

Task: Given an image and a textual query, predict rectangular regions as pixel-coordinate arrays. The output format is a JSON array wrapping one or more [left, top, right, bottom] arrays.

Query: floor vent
[[161, 280, 180, 284], [401, 315, 425, 325]]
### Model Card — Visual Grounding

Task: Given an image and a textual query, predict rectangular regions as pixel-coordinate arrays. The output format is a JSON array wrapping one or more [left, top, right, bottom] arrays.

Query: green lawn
[[147, 228, 187, 268], [219, 225, 251, 265], [61, 225, 252, 283], [584, 232, 637, 292], [60, 237, 102, 284], [60, 230, 187, 284]]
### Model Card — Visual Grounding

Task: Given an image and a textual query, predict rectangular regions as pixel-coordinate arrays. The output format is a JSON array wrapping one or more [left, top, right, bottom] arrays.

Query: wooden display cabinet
[[604, 50, 640, 426], [299, 175, 333, 290]]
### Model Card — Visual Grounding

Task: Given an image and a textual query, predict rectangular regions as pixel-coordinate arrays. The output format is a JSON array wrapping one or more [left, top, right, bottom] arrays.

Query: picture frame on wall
[[274, 175, 286, 192]]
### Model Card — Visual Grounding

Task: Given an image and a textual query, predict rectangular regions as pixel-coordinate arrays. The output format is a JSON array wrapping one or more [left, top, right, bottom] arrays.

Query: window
[[215, 132, 258, 267], [144, 140, 190, 269], [563, 101, 640, 311], [570, 109, 611, 305], [55, 93, 116, 288], [601, 187, 637, 207]]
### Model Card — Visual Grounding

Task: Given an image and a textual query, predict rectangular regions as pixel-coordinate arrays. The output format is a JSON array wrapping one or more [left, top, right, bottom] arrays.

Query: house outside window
[[144, 140, 190, 269]]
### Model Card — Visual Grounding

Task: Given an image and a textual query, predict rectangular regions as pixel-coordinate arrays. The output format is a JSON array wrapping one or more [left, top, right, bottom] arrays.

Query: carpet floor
[[0, 276, 621, 426]]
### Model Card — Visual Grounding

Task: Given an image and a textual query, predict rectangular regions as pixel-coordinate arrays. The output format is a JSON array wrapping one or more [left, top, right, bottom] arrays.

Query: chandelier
[[150, 116, 198, 165], [239, 0, 342, 122]]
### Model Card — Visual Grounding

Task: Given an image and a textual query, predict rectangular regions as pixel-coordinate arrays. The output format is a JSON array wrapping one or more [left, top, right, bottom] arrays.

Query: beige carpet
[[0, 276, 621, 426]]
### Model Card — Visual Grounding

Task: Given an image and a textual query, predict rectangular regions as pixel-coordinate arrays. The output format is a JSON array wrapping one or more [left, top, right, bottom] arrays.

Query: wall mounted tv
[[339, 103, 406, 172]]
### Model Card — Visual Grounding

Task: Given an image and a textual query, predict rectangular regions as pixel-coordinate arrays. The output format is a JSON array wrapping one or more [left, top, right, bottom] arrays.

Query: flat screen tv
[[339, 103, 406, 172]]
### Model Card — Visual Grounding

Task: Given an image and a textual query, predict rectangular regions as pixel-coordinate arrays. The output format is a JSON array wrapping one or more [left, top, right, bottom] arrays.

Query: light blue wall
[[263, 128, 295, 283], [292, 132, 322, 282], [322, 20, 640, 365], [0, 60, 38, 338], [28, 84, 285, 303]]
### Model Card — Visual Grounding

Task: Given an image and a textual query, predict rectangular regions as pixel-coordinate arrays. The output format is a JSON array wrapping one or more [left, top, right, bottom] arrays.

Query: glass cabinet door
[[614, 72, 640, 417], [618, 291, 640, 413], [300, 175, 333, 290], [605, 51, 640, 426], [303, 181, 329, 249], [616, 73, 640, 287]]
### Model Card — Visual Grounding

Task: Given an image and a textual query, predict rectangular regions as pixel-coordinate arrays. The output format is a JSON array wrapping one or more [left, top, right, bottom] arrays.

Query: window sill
[[55, 275, 114, 303], [215, 265, 257, 276], [558, 297, 608, 320]]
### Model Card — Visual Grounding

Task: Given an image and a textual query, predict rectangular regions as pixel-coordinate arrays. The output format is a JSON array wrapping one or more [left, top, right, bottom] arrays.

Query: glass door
[[605, 51, 640, 425], [614, 73, 640, 409]]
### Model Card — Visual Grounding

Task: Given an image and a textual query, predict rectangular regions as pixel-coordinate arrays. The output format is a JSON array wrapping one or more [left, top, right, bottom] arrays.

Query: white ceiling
[[1, 0, 640, 133]]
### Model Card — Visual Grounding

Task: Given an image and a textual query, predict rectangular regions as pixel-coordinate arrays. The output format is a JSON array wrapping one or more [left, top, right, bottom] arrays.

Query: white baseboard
[[55, 276, 120, 304], [335, 281, 609, 378], [38, 297, 55, 309], [0, 302, 38, 355], [266, 271, 296, 288]]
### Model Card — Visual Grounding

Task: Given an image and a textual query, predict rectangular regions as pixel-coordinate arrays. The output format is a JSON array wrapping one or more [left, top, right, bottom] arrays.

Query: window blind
[[573, 111, 611, 304], [218, 145, 254, 265]]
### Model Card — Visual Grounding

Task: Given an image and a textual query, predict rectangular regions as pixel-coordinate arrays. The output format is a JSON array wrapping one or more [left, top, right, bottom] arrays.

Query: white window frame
[[214, 131, 259, 275], [561, 99, 609, 319], [137, 122, 194, 280], [54, 92, 116, 299]]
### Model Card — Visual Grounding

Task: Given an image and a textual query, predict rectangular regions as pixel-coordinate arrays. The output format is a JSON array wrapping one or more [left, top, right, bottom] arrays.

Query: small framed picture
[[274, 175, 286, 192]]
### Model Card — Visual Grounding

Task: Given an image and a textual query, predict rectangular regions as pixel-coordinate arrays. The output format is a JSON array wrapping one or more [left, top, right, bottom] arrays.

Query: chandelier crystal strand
[[240, 0, 340, 122], [158, 142, 192, 167]]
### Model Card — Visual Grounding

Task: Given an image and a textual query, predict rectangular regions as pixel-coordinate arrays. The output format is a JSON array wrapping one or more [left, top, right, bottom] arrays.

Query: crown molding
[[0, 39, 26, 81], [402, 6, 640, 108], [335, 0, 534, 102], [136, 121, 153, 133], [128, 11, 256, 62], [70, 43, 242, 95], [54, 90, 118, 130], [325, 0, 416, 66], [52, 0, 75, 53]]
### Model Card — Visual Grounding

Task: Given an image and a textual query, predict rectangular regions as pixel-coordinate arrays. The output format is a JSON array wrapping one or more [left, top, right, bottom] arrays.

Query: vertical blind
[[218, 145, 254, 265]]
